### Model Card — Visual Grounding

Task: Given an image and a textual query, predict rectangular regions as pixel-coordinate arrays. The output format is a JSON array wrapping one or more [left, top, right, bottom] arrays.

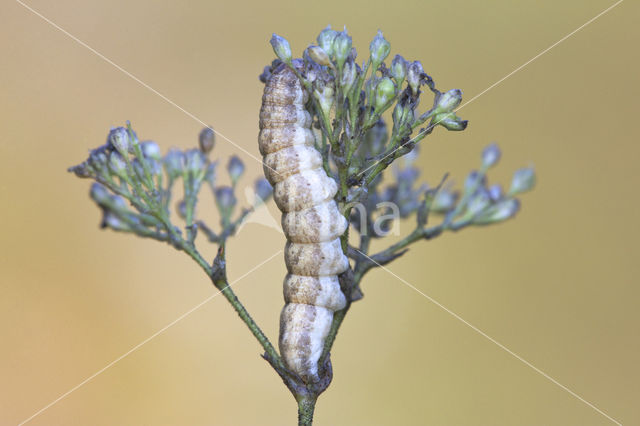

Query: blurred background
[[1, 0, 638, 424]]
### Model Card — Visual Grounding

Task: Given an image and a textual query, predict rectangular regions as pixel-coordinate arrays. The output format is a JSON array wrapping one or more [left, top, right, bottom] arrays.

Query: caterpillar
[[259, 64, 349, 382]]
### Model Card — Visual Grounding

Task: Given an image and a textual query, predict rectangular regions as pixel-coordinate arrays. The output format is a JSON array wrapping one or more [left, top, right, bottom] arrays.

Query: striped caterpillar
[[259, 64, 349, 382]]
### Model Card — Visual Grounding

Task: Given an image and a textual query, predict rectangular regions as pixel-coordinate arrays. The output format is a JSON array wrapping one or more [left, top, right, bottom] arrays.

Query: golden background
[[1, 0, 638, 424]]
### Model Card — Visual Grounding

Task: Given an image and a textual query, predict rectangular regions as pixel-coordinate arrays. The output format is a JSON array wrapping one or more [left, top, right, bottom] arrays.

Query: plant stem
[[297, 394, 317, 426]]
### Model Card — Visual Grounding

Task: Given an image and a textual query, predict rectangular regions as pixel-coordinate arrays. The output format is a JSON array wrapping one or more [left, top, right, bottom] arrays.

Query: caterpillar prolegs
[[259, 64, 349, 382]]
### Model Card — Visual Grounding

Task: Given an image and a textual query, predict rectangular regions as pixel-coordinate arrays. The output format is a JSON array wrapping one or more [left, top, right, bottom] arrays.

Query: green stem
[[297, 394, 317, 426]]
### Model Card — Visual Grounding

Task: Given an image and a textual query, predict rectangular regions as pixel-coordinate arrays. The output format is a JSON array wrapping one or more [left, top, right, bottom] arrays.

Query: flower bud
[[108, 151, 128, 178], [204, 162, 217, 186], [89, 183, 111, 205], [333, 30, 352, 69], [185, 149, 205, 176], [141, 141, 161, 160], [407, 61, 424, 95], [306, 45, 332, 67], [164, 149, 184, 179], [108, 127, 131, 153], [473, 199, 520, 225], [433, 111, 468, 131], [391, 55, 407, 84], [435, 89, 462, 112], [369, 30, 390, 66], [103, 211, 131, 231], [481, 143, 501, 168], [254, 178, 273, 203], [509, 167, 536, 195], [315, 86, 335, 118], [227, 155, 245, 185], [375, 77, 395, 111], [431, 188, 457, 212], [488, 184, 503, 201], [466, 188, 491, 216], [270, 34, 292, 64], [317, 26, 338, 57], [198, 127, 215, 154], [176, 199, 187, 219], [214, 186, 237, 218], [464, 170, 487, 193], [340, 58, 357, 93]]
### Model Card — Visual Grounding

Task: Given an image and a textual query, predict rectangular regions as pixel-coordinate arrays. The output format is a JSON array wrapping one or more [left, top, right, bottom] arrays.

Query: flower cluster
[[69, 123, 272, 246]]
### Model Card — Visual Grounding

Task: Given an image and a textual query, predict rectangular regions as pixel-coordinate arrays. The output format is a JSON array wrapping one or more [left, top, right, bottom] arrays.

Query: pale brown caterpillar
[[259, 64, 349, 382]]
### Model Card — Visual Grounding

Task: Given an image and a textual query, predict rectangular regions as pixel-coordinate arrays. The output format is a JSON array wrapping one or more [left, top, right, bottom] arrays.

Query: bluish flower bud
[[88, 150, 108, 172], [473, 199, 520, 225], [141, 141, 161, 160], [317, 26, 338, 57], [185, 149, 206, 176], [435, 89, 462, 112], [464, 170, 487, 193], [509, 167, 536, 194], [314, 86, 335, 118], [466, 188, 491, 216], [108, 151, 128, 178], [108, 127, 131, 153], [488, 184, 503, 201], [481, 143, 501, 169], [375, 77, 395, 111], [103, 211, 131, 231], [214, 186, 237, 218], [407, 61, 424, 94], [270, 34, 292, 64], [369, 30, 390, 66], [254, 178, 273, 203], [227, 155, 245, 185], [204, 162, 217, 186], [433, 111, 468, 131], [333, 30, 352, 69], [391, 55, 407, 84], [164, 149, 184, 179], [89, 183, 111, 205], [199, 126, 215, 154], [176, 199, 187, 219], [431, 188, 457, 212], [306, 45, 332, 67]]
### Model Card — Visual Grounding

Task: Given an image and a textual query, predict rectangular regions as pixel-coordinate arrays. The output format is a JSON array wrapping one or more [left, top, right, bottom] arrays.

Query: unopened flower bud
[[369, 30, 390, 66], [215, 186, 237, 218], [466, 188, 491, 216], [464, 170, 487, 193], [164, 149, 184, 179], [509, 167, 536, 195], [481, 143, 501, 168], [473, 199, 520, 225], [103, 211, 131, 231], [431, 188, 457, 212], [407, 61, 424, 94], [89, 183, 111, 205], [434, 111, 468, 131], [375, 77, 395, 110], [317, 26, 338, 57], [199, 127, 215, 154], [333, 30, 352, 69], [488, 184, 503, 201], [176, 199, 187, 219], [108, 151, 128, 178], [141, 141, 161, 160], [254, 178, 273, 203], [435, 89, 462, 112], [307, 45, 332, 67], [391, 55, 407, 84], [204, 162, 217, 186], [315, 86, 335, 118], [108, 127, 131, 153], [227, 155, 245, 185], [270, 34, 292, 64], [185, 149, 205, 175], [340, 59, 357, 93]]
